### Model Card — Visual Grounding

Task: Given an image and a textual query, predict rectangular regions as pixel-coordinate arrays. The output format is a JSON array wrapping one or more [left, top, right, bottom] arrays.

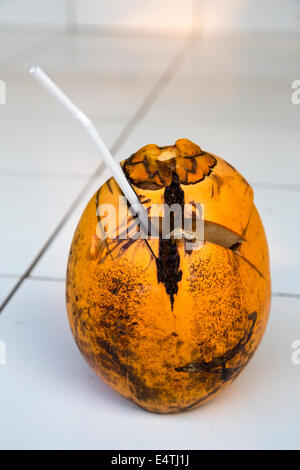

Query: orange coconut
[[66, 139, 271, 413]]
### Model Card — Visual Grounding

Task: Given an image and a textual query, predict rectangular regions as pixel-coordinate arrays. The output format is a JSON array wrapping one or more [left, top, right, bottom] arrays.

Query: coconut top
[[122, 139, 217, 189]]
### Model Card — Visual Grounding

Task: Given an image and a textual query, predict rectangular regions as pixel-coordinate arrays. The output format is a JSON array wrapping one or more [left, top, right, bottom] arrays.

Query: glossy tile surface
[[0, 280, 299, 450], [0, 278, 19, 305], [0, 22, 299, 450]]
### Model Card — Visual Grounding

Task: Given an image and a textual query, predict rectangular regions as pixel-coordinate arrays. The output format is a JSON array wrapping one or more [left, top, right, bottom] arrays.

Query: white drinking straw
[[29, 65, 149, 233]]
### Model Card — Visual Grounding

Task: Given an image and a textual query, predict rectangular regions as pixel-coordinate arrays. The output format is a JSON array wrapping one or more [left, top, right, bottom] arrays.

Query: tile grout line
[[192, 0, 204, 37], [252, 182, 300, 192], [272, 292, 300, 300], [29, 275, 66, 283], [1, 272, 299, 300], [110, 36, 199, 155], [0, 274, 21, 279], [0, 34, 199, 314], [0, 33, 65, 69], [2, 167, 300, 193], [0, 169, 91, 180], [23, 278, 300, 299], [0, 24, 199, 40]]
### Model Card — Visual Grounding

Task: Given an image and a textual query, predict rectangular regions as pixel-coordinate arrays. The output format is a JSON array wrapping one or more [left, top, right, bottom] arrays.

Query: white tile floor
[[0, 277, 19, 304], [0, 172, 87, 277], [0, 113, 127, 175], [1, 281, 299, 450], [0, 32, 51, 66], [0, 29, 300, 449]]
